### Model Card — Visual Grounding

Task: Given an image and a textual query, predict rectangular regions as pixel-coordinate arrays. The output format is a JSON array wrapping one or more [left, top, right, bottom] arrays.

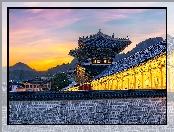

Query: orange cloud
[[9, 41, 77, 71]]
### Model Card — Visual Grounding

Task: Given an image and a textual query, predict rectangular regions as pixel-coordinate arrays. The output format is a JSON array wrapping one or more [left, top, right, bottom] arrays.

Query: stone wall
[[9, 98, 166, 124], [8, 90, 166, 101]]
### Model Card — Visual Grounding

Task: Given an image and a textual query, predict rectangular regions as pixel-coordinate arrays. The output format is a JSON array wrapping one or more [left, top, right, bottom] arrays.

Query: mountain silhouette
[[8, 58, 78, 82], [9, 62, 36, 71], [47, 58, 78, 74], [9, 62, 43, 82]]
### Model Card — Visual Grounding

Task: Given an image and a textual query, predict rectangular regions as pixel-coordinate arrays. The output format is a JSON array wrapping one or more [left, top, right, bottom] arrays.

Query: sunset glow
[[9, 8, 166, 71]]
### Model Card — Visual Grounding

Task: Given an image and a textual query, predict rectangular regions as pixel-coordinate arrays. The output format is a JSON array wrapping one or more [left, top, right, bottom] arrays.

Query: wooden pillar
[[134, 74, 136, 89], [107, 79, 109, 90], [111, 79, 113, 90], [96, 81, 98, 90], [94, 81, 99, 90], [104, 81, 107, 90], [150, 69, 152, 89], [93, 82, 95, 90], [91, 83, 94, 90], [116, 79, 118, 90], [163, 66, 166, 88], [117, 79, 119, 90], [128, 77, 130, 90], [103, 81, 107, 90], [83, 85, 85, 90], [98, 80, 100, 90], [142, 72, 144, 89], [107, 80, 109, 90], [109, 79, 111, 90], [100, 80, 102, 90], [110, 80, 112, 90], [104, 81, 106, 90], [121, 76, 123, 90], [111, 79, 114, 90], [157, 68, 161, 89], [94, 82, 96, 90], [161, 66, 163, 89], [107, 80, 111, 90], [100, 81, 103, 90], [90, 84, 92, 90], [114, 79, 116, 90]]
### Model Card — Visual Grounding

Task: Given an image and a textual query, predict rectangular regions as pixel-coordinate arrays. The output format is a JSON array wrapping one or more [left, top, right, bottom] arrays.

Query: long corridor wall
[[90, 41, 166, 90], [91, 53, 166, 90]]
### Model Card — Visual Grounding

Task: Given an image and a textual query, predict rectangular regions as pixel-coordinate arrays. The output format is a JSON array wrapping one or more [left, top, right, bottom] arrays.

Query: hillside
[[47, 58, 78, 74], [8, 58, 78, 82], [10, 62, 36, 71], [9, 70, 45, 82]]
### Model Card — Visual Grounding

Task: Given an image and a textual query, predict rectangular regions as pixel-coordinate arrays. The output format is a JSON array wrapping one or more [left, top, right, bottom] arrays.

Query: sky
[[2, 2, 174, 71]]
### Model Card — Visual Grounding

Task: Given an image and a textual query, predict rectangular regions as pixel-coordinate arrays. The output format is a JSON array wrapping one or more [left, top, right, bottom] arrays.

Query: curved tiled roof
[[113, 37, 163, 62], [90, 40, 166, 81], [69, 30, 132, 62], [79, 31, 131, 48]]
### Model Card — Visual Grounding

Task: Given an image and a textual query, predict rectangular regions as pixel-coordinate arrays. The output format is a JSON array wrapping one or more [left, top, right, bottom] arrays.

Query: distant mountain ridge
[[47, 58, 78, 74], [10, 62, 36, 71], [8, 58, 78, 82]]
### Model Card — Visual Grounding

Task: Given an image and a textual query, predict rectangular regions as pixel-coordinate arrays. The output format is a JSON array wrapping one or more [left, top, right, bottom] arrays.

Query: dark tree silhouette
[[51, 72, 71, 91]]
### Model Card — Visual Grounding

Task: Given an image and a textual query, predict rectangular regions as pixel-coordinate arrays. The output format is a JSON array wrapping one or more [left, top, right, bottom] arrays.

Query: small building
[[10, 81, 26, 92], [11, 85, 18, 92], [22, 77, 51, 92]]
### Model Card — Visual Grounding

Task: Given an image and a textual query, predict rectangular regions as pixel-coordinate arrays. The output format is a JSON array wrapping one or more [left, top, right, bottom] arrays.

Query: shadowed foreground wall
[[9, 98, 166, 124]]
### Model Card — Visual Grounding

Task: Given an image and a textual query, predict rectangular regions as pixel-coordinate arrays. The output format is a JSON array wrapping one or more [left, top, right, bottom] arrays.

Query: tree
[[51, 72, 71, 91]]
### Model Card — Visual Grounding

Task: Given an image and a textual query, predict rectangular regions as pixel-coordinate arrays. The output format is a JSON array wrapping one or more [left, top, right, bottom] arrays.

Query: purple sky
[[2, 2, 170, 71]]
